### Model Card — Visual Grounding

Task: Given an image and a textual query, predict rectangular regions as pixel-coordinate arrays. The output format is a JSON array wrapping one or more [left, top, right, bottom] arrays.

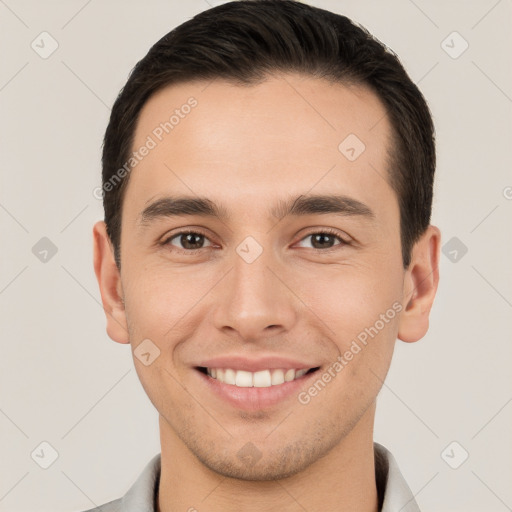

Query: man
[[89, 0, 440, 510]]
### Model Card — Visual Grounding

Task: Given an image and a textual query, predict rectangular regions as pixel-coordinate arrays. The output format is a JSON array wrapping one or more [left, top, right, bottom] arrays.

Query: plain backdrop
[[1, 1, 511, 511]]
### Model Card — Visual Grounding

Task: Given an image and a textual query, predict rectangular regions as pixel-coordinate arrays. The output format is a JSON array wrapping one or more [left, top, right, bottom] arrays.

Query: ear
[[92, 221, 129, 344], [398, 225, 441, 343]]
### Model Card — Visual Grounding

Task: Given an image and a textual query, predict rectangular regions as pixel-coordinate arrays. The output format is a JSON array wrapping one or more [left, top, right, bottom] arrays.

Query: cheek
[[298, 263, 403, 343], [124, 267, 205, 409], [125, 263, 215, 336], [299, 269, 401, 415], [295, 262, 403, 400]]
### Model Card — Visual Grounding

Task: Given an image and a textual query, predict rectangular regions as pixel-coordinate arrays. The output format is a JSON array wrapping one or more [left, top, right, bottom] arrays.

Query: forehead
[[124, 74, 396, 225]]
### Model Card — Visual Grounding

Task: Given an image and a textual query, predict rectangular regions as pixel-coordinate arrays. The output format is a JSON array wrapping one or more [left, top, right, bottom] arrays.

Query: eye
[[296, 229, 349, 250], [164, 230, 213, 251]]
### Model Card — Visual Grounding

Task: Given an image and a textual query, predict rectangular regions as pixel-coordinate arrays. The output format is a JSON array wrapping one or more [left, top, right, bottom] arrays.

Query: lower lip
[[195, 368, 320, 411]]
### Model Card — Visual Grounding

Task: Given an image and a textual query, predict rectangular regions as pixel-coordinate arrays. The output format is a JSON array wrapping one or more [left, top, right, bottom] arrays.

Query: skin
[[93, 73, 440, 512]]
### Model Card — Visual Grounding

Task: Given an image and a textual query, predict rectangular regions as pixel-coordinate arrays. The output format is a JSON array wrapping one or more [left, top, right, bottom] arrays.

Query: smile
[[198, 367, 320, 388]]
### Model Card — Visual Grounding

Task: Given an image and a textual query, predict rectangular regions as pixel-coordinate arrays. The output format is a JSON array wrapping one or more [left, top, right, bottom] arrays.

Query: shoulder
[[77, 497, 123, 512], [74, 453, 161, 512]]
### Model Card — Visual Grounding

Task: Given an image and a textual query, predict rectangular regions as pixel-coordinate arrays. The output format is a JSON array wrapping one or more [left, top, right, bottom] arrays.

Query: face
[[94, 73, 439, 480]]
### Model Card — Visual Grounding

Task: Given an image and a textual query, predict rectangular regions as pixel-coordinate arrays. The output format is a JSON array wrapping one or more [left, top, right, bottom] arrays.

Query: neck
[[157, 403, 378, 512]]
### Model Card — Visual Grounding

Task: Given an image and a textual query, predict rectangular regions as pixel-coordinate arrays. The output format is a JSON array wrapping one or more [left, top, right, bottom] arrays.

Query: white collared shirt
[[80, 442, 420, 512]]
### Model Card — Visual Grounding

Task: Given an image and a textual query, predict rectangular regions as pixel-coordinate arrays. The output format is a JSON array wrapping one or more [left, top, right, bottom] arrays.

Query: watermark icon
[[503, 186, 512, 200], [442, 236, 468, 263], [134, 338, 161, 366], [441, 31, 469, 59], [298, 301, 403, 405], [31, 441, 59, 469], [338, 133, 366, 162], [32, 237, 58, 263], [236, 236, 263, 263], [237, 442, 263, 467], [441, 441, 469, 469], [31, 31, 59, 59], [93, 97, 198, 200]]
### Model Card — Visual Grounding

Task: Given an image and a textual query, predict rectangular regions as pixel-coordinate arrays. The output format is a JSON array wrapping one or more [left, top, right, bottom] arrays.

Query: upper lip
[[195, 355, 321, 373]]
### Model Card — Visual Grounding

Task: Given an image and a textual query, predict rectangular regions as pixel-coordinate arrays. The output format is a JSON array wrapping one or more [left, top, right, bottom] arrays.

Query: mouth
[[194, 364, 323, 411], [192, 354, 324, 411], [196, 366, 321, 388]]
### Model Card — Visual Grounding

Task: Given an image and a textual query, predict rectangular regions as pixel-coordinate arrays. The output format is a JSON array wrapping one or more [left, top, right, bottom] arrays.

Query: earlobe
[[92, 221, 130, 344], [397, 225, 441, 343]]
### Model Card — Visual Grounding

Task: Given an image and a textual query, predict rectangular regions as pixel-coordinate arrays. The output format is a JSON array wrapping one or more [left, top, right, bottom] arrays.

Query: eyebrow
[[137, 193, 375, 227]]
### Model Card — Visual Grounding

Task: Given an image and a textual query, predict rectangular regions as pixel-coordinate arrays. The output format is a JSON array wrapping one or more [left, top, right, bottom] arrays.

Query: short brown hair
[[101, 0, 435, 268]]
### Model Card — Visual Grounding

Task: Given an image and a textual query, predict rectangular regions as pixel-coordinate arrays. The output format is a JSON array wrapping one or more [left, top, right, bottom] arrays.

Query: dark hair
[[102, 0, 435, 269]]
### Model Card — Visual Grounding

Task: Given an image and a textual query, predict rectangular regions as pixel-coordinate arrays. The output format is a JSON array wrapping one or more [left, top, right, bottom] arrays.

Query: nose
[[212, 245, 298, 342]]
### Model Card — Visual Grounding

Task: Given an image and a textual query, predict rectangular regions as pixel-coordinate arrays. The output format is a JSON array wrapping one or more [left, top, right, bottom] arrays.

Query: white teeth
[[253, 370, 272, 387], [284, 369, 295, 382], [205, 367, 314, 387], [271, 369, 285, 385], [224, 368, 236, 385], [235, 370, 253, 387]]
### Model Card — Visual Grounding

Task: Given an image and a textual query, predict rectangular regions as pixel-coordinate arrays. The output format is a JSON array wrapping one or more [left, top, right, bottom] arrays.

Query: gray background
[[1, 0, 511, 511]]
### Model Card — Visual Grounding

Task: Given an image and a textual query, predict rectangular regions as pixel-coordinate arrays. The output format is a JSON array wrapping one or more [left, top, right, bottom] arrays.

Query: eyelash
[[161, 228, 350, 253], [297, 228, 351, 251]]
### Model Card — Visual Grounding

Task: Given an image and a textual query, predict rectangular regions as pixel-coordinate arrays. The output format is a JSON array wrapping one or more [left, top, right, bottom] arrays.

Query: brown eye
[[167, 231, 212, 250], [296, 231, 348, 250]]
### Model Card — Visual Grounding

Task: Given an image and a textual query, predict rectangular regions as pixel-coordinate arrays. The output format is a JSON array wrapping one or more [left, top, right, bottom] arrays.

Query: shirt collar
[[374, 442, 421, 512], [120, 443, 420, 512]]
